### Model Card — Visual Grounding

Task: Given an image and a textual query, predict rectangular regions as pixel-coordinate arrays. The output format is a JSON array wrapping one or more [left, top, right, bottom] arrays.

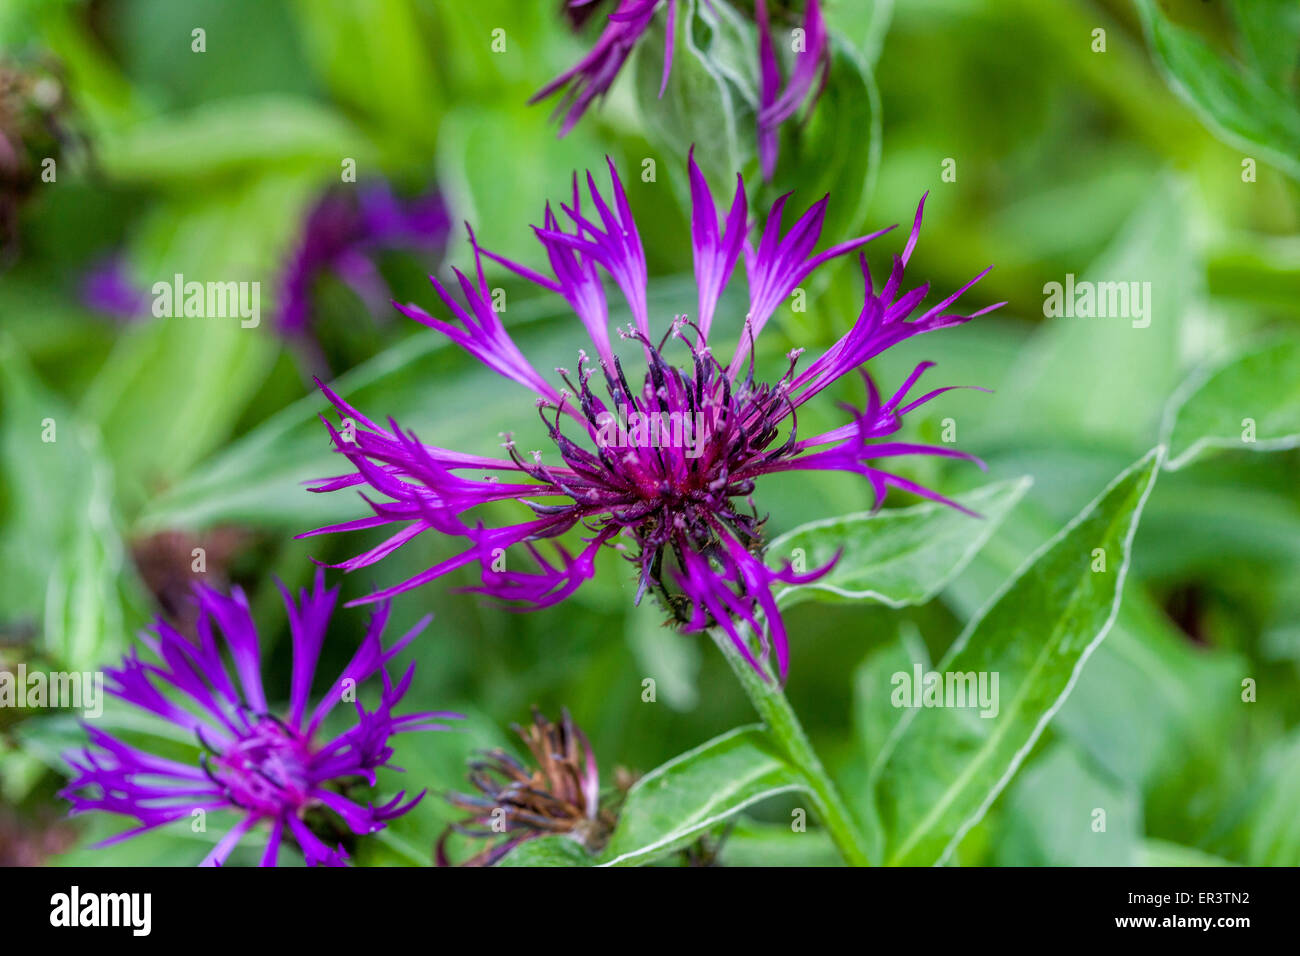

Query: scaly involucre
[[62, 569, 461, 866], [302, 153, 1000, 680]]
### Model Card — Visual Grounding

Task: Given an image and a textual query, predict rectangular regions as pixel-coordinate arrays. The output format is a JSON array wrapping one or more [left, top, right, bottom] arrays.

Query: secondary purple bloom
[[278, 180, 450, 337], [302, 154, 999, 680], [80, 253, 148, 321], [535, 1, 829, 179], [61, 569, 461, 867]]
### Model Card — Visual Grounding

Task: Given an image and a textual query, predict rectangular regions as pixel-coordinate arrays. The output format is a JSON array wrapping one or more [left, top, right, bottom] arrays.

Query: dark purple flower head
[[61, 569, 461, 867], [302, 154, 1000, 680], [437, 708, 613, 866], [535, 1, 829, 180], [278, 180, 450, 337]]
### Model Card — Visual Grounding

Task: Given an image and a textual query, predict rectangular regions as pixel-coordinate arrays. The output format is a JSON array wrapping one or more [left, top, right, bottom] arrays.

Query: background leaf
[[1135, 0, 1300, 181]]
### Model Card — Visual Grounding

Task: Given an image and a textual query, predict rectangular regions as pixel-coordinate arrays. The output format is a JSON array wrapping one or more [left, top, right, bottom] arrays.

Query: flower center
[[209, 718, 313, 817]]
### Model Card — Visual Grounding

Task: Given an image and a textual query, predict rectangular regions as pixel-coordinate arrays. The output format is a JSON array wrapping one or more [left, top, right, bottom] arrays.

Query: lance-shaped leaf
[[768, 477, 1031, 609], [494, 835, 598, 868], [873, 448, 1163, 866], [1161, 338, 1300, 470], [597, 725, 808, 867], [0, 339, 132, 671], [497, 725, 809, 867]]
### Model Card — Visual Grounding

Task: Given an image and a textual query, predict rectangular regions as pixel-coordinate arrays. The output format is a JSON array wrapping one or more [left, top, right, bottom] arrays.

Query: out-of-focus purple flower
[[535, 1, 829, 180], [301, 154, 1000, 680], [278, 180, 450, 337], [61, 569, 461, 867], [79, 254, 148, 321], [438, 708, 614, 866], [756, 0, 829, 180]]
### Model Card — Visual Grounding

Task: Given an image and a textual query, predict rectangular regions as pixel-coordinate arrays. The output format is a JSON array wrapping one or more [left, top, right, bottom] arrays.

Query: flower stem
[[709, 628, 872, 866]]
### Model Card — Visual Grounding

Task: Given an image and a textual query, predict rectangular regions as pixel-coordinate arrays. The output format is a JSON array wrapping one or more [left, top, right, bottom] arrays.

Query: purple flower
[[61, 569, 461, 867], [278, 180, 450, 337], [301, 154, 1000, 680], [79, 254, 149, 321], [534, 1, 830, 180]]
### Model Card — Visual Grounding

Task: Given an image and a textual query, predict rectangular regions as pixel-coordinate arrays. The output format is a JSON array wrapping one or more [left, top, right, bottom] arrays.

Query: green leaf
[[1240, 731, 1300, 866], [635, 0, 749, 192], [596, 725, 809, 867], [850, 623, 931, 862], [626, 598, 702, 711], [495, 835, 599, 868], [984, 177, 1196, 448], [1139, 839, 1240, 868], [874, 447, 1163, 866], [1162, 338, 1300, 470], [824, 0, 895, 68], [718, 819, 841, 867], [993, 744, 1140, 866], [289, 0, 442, 155], [767, 477, 1031, 609], [1231, 0, 1300, 96], [1135, 0, 1300, 181], [494, 726, 813, 868], [96, 94, 375, 184], [81, 174, 319, 518], [0, 338, 132, 671]]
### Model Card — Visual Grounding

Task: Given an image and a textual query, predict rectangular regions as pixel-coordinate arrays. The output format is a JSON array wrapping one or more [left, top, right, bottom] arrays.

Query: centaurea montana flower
[[302, 154, 1000, 680], [61, 569, 461, 867], [535, 0, 829, 180]]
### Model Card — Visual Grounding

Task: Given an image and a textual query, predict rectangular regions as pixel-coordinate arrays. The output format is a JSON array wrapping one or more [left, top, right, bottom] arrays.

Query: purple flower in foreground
[[303, 154, 1000, 680], [535, 0, 829, 180], [62, 569, 461, 867], [278, 180, 450, 337]]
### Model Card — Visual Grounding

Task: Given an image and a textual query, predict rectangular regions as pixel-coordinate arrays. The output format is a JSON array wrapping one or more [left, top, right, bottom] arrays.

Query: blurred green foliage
[[1, 0, 1298, 867]]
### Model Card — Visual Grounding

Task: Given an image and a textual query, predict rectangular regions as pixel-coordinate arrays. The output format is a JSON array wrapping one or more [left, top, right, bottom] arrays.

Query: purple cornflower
[[302, 154, 999, 680], [535, 1, 829, 180], [278, 180, 450, 337], [61, 569, 461, 867]]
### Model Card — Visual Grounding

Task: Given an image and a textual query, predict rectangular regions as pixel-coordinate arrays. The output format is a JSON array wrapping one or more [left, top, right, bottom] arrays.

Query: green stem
[[709, 628, 872, 866]]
